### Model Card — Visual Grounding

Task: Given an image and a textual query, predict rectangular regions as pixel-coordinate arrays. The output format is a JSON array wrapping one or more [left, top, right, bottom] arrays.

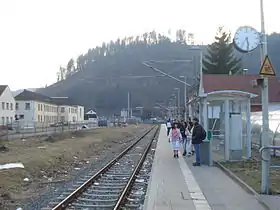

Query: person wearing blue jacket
[[191, 117, 206, 166], [166, 119, 172, 136]]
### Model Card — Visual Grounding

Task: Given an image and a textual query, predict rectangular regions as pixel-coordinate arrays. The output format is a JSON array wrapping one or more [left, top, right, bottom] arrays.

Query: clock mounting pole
[[260, 0, 270, 195]]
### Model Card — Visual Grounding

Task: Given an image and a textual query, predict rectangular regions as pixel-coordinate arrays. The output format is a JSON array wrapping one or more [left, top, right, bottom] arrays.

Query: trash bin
[[200, 140, 211, 165], [200, 130, 213, 166]]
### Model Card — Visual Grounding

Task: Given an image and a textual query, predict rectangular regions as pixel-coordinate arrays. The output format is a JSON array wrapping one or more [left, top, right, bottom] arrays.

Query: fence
[[251, 113, 280, 156], [0, 121, 98, 140], [209, 112, 280, 159]]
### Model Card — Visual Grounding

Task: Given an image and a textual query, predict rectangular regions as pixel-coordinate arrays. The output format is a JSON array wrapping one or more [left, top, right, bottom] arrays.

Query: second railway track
[[41, 125, 159, 210]]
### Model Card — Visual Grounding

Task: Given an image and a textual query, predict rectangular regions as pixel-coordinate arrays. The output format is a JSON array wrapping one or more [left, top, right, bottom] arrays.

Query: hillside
[[37, 31, 280, 116], [12, 88, 37, 96]]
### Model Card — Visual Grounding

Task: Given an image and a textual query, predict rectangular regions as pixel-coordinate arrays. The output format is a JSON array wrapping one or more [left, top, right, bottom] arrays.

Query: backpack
[[201, 126, 206, 140]]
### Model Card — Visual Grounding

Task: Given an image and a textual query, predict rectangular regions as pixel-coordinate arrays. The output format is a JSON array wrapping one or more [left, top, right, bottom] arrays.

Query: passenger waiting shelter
[[188, 74, 260, 164]]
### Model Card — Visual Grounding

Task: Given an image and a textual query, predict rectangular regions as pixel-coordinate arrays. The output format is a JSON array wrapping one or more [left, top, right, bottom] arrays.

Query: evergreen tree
[[203, 27, 242, 74], [66, 58, 75, 77]]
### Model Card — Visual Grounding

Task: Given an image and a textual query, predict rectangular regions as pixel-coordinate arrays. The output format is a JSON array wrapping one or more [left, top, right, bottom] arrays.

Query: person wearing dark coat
[[176, 120, 186, 156], [191, 117, 206, 166]]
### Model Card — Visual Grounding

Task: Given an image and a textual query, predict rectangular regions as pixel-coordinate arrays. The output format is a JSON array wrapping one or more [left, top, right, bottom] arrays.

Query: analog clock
[[233, 26, 260, 53]]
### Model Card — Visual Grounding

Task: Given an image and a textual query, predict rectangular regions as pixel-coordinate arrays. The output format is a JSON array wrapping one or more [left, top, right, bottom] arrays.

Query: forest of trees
[[55, 29, 197, 81], [37, 28, 280, 116]]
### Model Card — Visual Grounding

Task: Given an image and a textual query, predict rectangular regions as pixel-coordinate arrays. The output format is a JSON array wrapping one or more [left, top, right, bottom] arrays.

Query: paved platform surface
[[144, 125, 266, 210]]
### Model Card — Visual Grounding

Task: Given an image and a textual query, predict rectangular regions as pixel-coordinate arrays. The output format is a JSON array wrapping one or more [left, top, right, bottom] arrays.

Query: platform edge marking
[[178, 152, 212, 210]]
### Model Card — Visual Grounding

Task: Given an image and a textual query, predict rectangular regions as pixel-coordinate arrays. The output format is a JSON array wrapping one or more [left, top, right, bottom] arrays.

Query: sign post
[[259, 56, 276, 76], [259, 54, 276, 194]]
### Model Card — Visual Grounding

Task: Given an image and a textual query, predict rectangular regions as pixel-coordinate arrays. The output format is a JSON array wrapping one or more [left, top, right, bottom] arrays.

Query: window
[[16, 103, 19, 110], [60, 107, 65, 113], [19, 114, 24, 119], [10, 117, 13, 122], [38, 115, 40, 122], [6, 117, 9, 124], [80, 108, 82, 117], [6, 103, 9, 110], [44, 105, 46, 111], [1, 117, 4, 125], [10, 103, 13, 110], [40, 115, 42, 122], [60, 116, 65, 122], [1, 102, 4, 110], [25, 103, 30, 110], [38, 104, 40, 111]]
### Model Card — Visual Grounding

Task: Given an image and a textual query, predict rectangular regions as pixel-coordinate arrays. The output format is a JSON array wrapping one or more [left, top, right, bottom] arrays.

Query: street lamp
[[180, 76, 188, 121], [142, 50, 202, 119], [174, 88, 180, 119], [169, 95, 176, 118]]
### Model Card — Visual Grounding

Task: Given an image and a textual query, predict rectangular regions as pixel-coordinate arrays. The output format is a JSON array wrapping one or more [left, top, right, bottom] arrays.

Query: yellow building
[[15, 90, 58, 126], [15, 90, 84, 126]]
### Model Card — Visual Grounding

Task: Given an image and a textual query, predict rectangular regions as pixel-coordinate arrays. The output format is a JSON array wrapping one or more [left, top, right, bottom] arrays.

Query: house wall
[[58, 105, 78, 122], [76, 106, 84, 122], [16, 100, 59, 126], [34, 101, 58, 125], [0, 86, 16, 125], [68, 106, 78, 122], [15, 100, 35, 126]]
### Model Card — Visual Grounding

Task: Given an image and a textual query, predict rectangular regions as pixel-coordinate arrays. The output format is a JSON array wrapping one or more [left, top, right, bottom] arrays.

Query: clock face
[[233, 26, 260, 53]]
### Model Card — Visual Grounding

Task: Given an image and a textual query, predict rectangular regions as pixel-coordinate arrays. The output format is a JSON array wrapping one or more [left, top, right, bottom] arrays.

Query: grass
[[221, 155, 280, 194]]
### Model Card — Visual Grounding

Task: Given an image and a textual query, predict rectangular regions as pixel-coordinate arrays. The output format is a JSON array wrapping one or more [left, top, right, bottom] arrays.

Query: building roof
[[50, 97, 77, 106], [202, 75, 280, 104], [0, 85, 8, 96], [15, 89, 82, 106], [86, 109, 96, 115], [15, 89, 54, 104]]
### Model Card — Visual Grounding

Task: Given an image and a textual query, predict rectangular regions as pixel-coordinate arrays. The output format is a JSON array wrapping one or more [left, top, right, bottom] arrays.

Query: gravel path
[[121, 128, 159, 209]]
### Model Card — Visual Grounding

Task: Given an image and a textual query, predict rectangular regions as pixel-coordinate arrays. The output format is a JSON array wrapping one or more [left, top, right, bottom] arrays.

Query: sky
[[0, 0, 279, 91]]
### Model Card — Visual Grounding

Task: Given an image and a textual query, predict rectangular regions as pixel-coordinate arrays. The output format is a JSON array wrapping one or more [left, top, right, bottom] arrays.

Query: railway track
[[41, 125, 159, 210]]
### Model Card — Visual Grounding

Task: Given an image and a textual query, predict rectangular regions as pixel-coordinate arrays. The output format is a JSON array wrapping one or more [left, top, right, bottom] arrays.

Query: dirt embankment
[[0, 124, 151, 209]]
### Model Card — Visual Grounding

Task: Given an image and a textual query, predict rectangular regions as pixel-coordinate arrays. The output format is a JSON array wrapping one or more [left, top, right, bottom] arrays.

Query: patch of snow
[[0, 163, 24, 170]]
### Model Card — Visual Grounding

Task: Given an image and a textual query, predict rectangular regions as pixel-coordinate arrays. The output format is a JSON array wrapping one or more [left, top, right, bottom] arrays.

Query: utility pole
[[184, 76, 187, 121], [127, 92, 130, 119], [177, 89, 180, 119], [260, 0, 270, 194]]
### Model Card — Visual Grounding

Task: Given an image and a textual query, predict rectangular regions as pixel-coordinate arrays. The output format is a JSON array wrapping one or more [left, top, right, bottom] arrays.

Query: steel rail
[[113, 125, 159, 210], [52, 125, 157, 210]]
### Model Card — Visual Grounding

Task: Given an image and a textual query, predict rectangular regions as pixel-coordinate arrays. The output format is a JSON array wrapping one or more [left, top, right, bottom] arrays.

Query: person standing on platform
[[166, 119, 172, 136], [184, 121, 193, 156], [187, 117, 193, 131], [179, 120, 187, 156], [168, 123, 182, 158], [191, 117, 206, 166], [188, 117, 195, 155]]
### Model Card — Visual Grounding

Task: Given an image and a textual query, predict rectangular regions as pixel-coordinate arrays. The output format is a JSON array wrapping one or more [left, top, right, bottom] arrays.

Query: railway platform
[[143, 124, 266, 210]]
